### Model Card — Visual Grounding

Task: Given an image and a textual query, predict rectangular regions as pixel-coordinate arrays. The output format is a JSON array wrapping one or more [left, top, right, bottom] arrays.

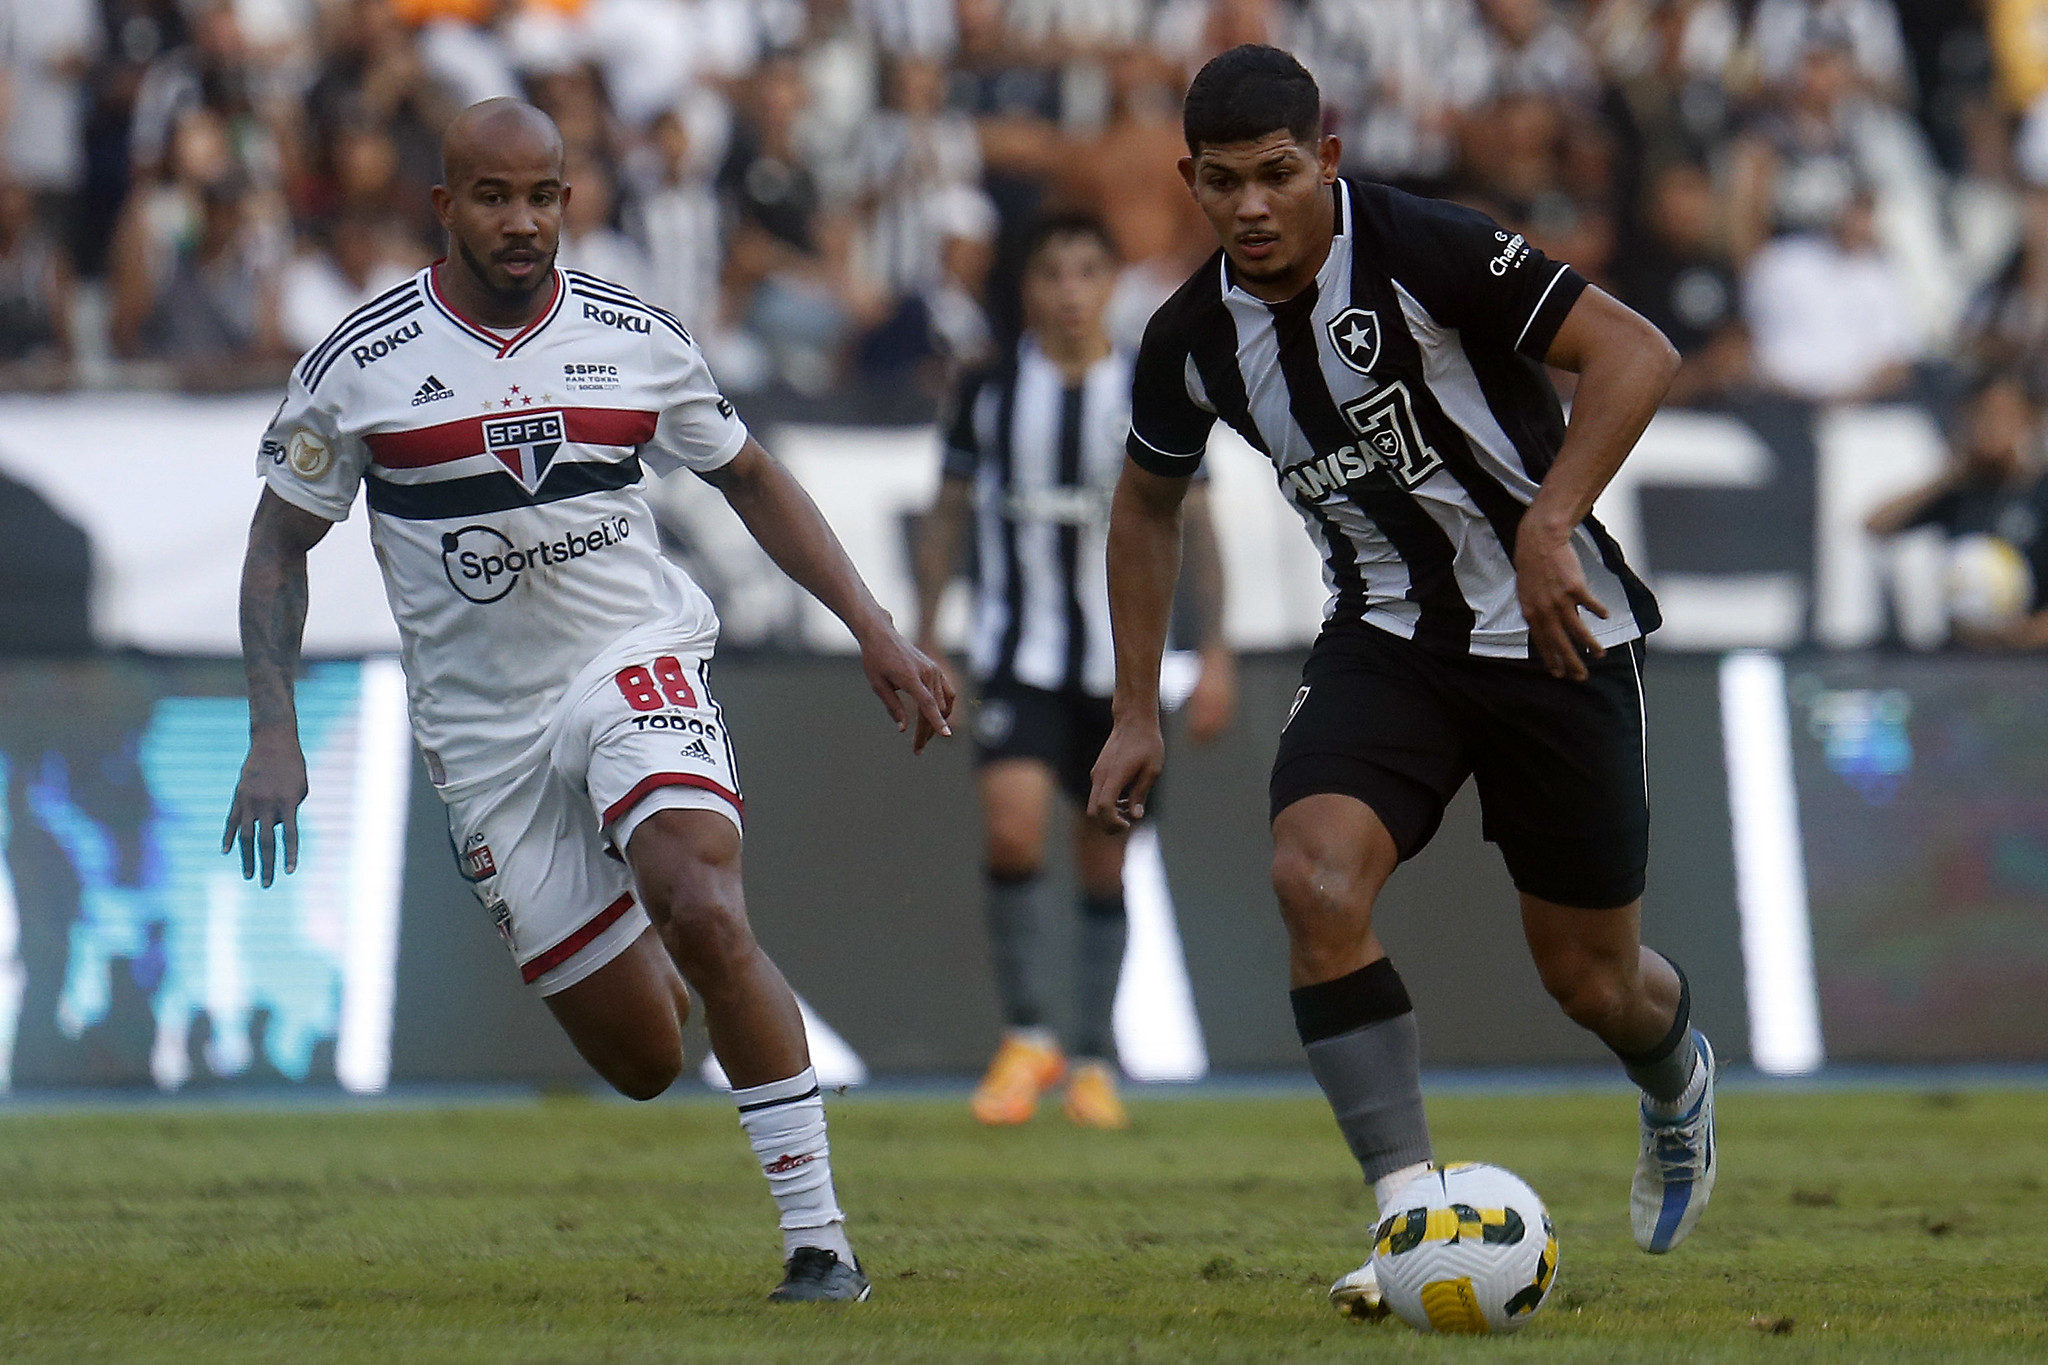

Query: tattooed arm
[[222, 488, 333, 886]]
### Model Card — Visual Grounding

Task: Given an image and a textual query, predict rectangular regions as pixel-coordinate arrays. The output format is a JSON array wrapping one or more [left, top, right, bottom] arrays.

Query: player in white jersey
[[221, 100, 954, 1303]]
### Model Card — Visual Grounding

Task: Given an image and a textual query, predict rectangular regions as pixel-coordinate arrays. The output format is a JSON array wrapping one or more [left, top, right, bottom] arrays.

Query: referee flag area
[[1, 1086, 2043, 1362]]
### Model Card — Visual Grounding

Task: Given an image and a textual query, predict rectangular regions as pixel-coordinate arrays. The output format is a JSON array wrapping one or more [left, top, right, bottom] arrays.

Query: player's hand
[[222, 729, 308, 888], [1514, 523, 1608, 682], [1184, 646, 1237, 745], [915, 633, 964, 709], [1088, 712, 1164, 832], [859, 623, 955, 753]]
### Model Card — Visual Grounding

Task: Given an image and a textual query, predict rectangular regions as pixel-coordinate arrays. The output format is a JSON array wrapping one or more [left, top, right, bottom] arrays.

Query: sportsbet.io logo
[[440, 516, 631, 604]]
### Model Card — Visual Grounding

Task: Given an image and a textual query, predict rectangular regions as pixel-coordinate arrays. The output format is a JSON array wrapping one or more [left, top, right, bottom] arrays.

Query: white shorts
[[446, 648, 743, 995]]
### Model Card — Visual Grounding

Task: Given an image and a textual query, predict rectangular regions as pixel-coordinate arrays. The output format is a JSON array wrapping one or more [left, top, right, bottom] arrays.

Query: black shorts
[[1269, 622, 1650, 909], [972, 678, 1114, 807]]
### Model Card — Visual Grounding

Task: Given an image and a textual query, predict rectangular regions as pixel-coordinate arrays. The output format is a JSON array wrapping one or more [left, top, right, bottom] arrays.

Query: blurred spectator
[[1296, 0, 1490, 191], [1746, 0, 1911, 98], [1743, 185, 1918, 401], [0, 0, 100, 218], [133, 175, 287, 384], [278, 208, 417, 354], [1964, 188, 2048, 393], [1867, 372, 2048, 648], [1457, 90, 1615, 281], [1476, 0, 1600, 106], [557, 155, 648, 291], [627, 108, 721, 336], [718, 51, 861, 391], [0, 174, 73, 384], [853, 53, 981, 301], [1613, 161, 1747, 403]]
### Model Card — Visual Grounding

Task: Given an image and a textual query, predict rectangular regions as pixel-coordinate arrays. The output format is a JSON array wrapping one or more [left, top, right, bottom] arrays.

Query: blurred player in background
[[223, 99, 953, 1304], [1089, 47, 1717, 1317], [915, 211, 1235, 1130]]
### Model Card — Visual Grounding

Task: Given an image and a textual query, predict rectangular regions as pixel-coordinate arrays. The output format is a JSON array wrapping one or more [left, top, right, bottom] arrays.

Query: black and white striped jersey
[[942, 340, 1136, 696], [1127, 177, 1658, 660]]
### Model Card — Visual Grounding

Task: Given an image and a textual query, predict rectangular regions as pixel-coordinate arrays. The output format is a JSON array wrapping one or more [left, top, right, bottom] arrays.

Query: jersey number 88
[[615, 656, 698, 712]]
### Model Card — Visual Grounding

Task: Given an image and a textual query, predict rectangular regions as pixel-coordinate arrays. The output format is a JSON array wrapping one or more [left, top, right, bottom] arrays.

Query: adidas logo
[[411, 375, 454, 407], [681, 738, 713, 762]]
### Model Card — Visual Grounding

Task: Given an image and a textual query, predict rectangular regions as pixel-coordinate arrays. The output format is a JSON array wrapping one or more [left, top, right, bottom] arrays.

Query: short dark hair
[[1182, 45, 1321, 156], [1023, 209, 1119, 268]]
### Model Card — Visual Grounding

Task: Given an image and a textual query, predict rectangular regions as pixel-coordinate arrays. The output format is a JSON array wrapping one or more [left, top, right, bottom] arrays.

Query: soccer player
[[913, 212, 1234, 1129], [1087, 47, 1718, 1316], [221, 100, 954, 1304]]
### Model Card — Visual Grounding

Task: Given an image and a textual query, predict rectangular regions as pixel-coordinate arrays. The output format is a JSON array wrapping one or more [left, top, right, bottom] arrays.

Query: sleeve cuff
[[1515, 264, 1589, 361], [1127, 429, 1205, 479], [701, 420, 749, 472]]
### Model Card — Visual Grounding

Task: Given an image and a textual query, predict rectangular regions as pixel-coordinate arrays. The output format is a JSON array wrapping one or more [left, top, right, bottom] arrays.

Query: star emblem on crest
[[1327, 306, 1382, 375]]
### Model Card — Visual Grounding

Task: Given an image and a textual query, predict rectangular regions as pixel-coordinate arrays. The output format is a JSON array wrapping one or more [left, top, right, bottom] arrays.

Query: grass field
[[0, 1086, 2043, 1363]]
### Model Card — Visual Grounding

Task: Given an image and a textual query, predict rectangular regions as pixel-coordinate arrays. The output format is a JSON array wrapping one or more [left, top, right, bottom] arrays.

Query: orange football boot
[[1062, 1060, 1130, 1130], [970, 1035, 1066, 1125]]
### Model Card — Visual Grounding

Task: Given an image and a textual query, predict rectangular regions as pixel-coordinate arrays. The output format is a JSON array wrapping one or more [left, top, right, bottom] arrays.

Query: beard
[[456, 236, 554, 306]]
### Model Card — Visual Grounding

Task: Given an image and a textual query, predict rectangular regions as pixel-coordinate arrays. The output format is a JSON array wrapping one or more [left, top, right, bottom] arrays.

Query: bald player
[[224, 100, 952, 1302]]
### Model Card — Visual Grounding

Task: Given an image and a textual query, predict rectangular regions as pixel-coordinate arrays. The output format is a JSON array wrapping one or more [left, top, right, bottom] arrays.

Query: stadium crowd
[[0, 0, 2033, 410]]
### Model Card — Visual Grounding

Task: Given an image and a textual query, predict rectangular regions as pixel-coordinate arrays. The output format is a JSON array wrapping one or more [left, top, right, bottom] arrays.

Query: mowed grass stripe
[[0, 1091, 2042, 1363]]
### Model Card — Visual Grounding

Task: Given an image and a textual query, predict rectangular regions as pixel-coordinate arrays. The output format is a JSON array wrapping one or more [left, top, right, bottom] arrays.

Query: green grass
[[0, 1088, 2043, 1363]]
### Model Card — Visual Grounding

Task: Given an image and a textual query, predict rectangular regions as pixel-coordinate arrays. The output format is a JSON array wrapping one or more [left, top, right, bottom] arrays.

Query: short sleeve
[[939, 368, 985, 481], [1126, 307, 1215, 478], [1380, 194, 1589, 362], [259, 371, 368, 522], [642, 322, 750, 476]]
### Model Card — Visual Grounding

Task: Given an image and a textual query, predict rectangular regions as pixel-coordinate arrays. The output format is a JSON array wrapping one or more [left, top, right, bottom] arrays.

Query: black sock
[[1613, 955, 1697, 1104], [985, 869, 1049, 1029]]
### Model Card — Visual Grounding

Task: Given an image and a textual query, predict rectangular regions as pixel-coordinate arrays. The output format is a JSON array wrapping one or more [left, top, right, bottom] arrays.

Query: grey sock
[[1072, 891, 1127, 1059], [1304, 1012, 1435, 1184], [1617, 957, 1696, 1104], [986, 871, 1051, 1029]]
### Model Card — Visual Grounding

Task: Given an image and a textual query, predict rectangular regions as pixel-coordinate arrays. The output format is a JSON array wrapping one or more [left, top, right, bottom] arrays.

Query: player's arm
[[1179, 481, 1236, 744], [223, 487, 333, 886], [912, 473, 972, 663], [1524, 287, 1680, 681], [1087, 459, 1191, 830], [702, 437, 956, 751]]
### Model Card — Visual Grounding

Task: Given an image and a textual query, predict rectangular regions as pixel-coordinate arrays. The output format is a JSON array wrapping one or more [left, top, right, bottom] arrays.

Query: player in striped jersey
[[221, 100, 954, 1303], [914, 213, 1234, 1130], [1087, 47, 1719, 1315]]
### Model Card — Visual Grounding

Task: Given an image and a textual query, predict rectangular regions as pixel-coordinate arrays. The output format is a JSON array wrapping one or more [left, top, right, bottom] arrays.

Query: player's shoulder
[[1345, 176, 1499, 251], [561, 269, 694, 347], [293, 270, 430, 396]]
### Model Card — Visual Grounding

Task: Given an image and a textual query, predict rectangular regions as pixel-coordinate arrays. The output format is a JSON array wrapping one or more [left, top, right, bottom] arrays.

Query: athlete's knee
[[1534, 948, 1635, 1034], [654, 883, 757, 983], [984, 821, 1045, 880], [603, 1043, 684, 1101], [1270, 838, 1372, 945]]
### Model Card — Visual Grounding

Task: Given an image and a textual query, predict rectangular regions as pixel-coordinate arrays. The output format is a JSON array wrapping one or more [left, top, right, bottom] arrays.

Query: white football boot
[[1329, 1260, 1391, 1322], [1631, 1030, 1717, 1253]]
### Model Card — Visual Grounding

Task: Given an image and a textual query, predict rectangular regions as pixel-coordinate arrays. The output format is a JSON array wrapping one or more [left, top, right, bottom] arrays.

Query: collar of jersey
[[424, 262, 565, 359], [1220, 178, 1353, 306]]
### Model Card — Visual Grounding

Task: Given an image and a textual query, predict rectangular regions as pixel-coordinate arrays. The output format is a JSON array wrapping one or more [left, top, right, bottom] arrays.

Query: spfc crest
[[1327, 307, 1381, 375], [484, 410, 565, 490]]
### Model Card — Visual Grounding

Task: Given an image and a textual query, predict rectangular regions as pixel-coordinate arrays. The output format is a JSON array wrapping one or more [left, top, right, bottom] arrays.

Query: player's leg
[[624, 805, 868, 1299], [1062, 809, 1130, 1128], [970, 683, 1073, 1123], [1059, 690, 1131, 1128], [971, 757, 1067, 1122], [542, 928, 691, 1099], [566, 652, 865, 1300], [1520, 893, 1715, 1251], [1270, 630, 1470, 1320], [1474, 641, 1717, 1253]]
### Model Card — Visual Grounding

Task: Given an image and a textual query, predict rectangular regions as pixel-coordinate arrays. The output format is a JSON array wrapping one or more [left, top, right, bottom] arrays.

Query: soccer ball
[[1370, 1163, 1558, 1335], [1945, 533, 2034, 631]]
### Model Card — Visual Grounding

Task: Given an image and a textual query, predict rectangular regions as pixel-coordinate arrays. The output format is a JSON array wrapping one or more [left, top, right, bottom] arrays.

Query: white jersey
[[259, 265, 748, 795]]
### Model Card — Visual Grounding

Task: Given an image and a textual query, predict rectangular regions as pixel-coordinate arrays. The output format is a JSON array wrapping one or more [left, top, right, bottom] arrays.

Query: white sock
[[1645, 1040, 1707, 1120], [1006, 1026, 1058, 1050], [732, 1066, 854, 1262], [1372, 1160, 1435, 1222]]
